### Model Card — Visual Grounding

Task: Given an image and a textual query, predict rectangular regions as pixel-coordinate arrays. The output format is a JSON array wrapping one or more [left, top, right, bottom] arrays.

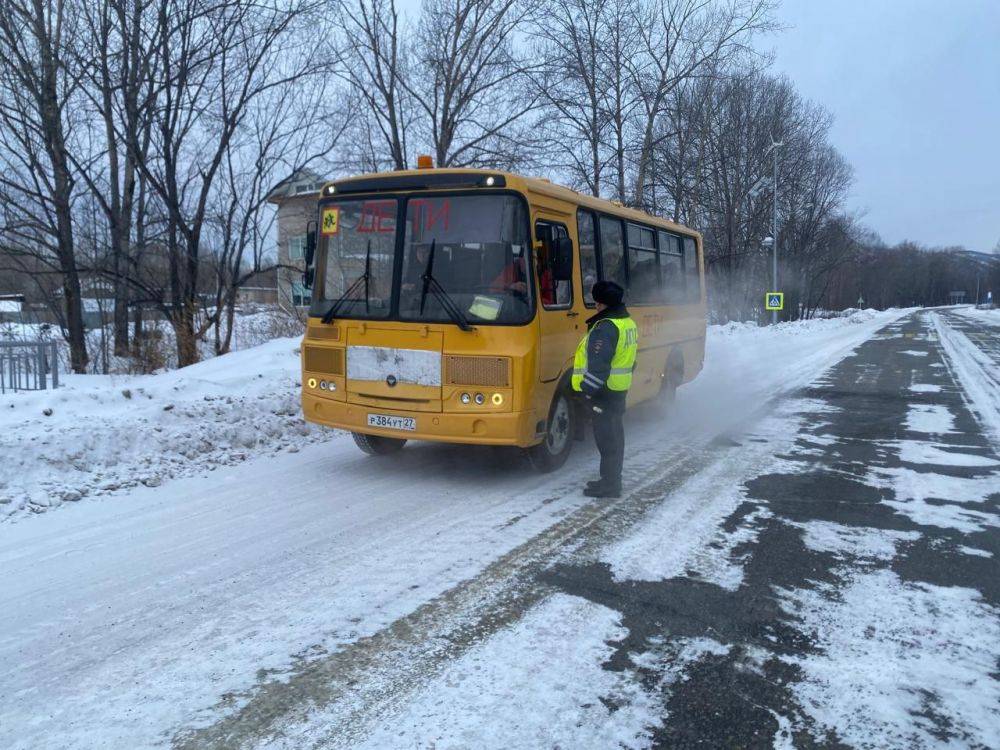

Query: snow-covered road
[[3, 307, 998, 749]]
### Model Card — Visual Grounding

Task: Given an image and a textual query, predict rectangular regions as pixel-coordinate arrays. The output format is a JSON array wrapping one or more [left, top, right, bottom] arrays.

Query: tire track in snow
[[170, 446, 705, 749], [171, 404, 826, 749]]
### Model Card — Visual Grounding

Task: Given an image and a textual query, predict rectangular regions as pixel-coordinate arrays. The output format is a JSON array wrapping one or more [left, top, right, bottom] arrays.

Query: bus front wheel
[[352, 432, 407, 455], [527, 389, 576, 472]]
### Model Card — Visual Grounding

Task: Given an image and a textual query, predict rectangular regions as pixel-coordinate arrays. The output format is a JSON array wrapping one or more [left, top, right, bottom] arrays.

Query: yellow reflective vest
[[571, 316, 638, 393]]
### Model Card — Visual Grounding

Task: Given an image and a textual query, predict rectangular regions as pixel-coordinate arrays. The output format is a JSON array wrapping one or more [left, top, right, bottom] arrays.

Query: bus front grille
[[444, 356, 510, 387], [303, 346, 345, 375]]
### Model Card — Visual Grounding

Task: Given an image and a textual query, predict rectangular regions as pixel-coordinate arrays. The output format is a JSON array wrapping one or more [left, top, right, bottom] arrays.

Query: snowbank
[[931, 312, 1000, 446], [711, 308, 882, 339], [1, 337, 325, 519], [953, 304, 1000, 327]]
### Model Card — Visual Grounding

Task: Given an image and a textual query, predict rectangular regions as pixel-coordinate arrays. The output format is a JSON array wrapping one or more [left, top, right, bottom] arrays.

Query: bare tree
[[599, 0, 642, 202], [206, 73, 349, 355], [336, 0, 412, 170], [130, 0, 328, 366], [408, 0, 538, 167], [0, 0, 89, 371], [531, 0, 612, 196], [70, 0, 160, 357], [629, 0, 773, 206]]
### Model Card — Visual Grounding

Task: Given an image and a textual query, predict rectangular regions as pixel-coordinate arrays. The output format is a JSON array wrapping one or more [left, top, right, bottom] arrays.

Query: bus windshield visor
[[312, 198, 398, 320], [399, 195, 532, 325]]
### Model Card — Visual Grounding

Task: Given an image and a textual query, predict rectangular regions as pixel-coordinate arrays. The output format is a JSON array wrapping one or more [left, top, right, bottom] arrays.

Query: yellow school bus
[[299, 164, 706, 471]]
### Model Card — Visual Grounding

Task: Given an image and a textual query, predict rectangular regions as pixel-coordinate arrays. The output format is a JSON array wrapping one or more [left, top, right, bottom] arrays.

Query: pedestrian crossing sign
[[765, 292, 784, 311]]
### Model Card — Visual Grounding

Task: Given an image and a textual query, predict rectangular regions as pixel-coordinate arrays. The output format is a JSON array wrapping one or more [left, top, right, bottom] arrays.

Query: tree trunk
[[173, 303, 199, 368], [112, 242, 130, 356], [61, 267, 89, 373], [219, 294, 236, 355], [132, 303, 144, 355]]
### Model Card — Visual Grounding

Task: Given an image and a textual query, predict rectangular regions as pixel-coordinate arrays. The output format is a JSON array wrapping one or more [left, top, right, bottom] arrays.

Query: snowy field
[[3, 306, 998, 750]]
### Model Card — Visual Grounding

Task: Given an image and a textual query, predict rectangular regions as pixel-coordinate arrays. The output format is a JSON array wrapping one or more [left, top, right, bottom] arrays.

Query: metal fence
[[0, 341, 60, 393]]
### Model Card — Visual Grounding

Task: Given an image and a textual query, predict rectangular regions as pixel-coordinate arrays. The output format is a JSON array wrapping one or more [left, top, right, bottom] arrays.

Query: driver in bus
[[401, 242, 460, 304], [401, 243, 431, 293], [489, 254, 556, 305]]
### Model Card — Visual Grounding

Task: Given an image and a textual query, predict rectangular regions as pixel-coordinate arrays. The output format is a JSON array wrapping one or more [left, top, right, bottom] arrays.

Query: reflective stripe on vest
[[570, 317, 639, 392]]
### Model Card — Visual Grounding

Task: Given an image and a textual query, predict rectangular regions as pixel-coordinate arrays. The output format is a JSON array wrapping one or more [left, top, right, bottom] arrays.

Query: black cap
[[592, 280, 624, 307]]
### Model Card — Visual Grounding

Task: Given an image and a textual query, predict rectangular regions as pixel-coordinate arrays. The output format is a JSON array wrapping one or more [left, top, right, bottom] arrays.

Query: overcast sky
[[763, 0, 1000, 251]]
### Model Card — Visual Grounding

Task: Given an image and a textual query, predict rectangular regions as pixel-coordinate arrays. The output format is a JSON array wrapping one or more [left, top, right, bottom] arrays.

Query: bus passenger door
[[535, 220, 580, 382]]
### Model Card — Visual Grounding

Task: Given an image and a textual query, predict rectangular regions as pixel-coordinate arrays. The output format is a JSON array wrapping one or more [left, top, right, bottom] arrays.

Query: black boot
[[584, 482, 622, 498]]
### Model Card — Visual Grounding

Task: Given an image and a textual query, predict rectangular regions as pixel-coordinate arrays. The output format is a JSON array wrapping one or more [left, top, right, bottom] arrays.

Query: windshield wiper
[[321, 240, 371, 324], [418, 239, 474, 331]]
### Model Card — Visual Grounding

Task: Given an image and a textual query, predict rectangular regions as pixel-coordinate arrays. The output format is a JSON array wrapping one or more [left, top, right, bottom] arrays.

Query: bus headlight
[[491, 393, 503, 405], [474, 393, 485, 405], [307, 378, 317, 389], [319, 380, 328, 390], [461, 393, 471, 404]]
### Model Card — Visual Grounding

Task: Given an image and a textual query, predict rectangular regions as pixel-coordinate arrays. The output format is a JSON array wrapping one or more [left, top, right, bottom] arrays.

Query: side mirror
[[305, 222, 317, 267], [552, 236, 573, 281], [302, 267, 315, 289]]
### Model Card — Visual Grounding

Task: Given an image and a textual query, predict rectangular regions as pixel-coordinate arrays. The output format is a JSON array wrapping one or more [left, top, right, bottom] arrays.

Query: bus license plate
[[367, 413, 416, 431]]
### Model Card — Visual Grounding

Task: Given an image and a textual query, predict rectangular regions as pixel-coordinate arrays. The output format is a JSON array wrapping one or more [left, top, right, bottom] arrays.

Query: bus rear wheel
[[527, 388, 575, 472], [659, 352, 685, 407], [352, 432, 407, 455]]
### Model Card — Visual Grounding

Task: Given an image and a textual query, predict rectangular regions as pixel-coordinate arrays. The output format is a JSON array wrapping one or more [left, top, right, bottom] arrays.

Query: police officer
[[571, 280, 638, 498]]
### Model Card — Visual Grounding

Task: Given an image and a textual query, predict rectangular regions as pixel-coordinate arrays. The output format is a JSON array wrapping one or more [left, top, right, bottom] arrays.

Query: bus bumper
[[302, 393, 541, 448]]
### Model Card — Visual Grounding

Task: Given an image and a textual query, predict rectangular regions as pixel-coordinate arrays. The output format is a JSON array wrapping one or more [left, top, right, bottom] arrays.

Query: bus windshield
[[312, 193, 533, 325], [399, 194, 531, 325]]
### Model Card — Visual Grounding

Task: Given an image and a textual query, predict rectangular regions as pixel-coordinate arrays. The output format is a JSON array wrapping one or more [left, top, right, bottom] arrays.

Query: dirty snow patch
[[795, 521, 918, 561], [897, 440, 999, 468], [343, 594, 660, 750], [908, 383, 941, 393], [884, 497, 999, 533], [602, 407, 807, 588], [782, 570, 1000, 749], [958, 545, 993, 558], [869, 466, 1000, 506], [904, 404, 957, 435], [869, 464, 1000, 532]]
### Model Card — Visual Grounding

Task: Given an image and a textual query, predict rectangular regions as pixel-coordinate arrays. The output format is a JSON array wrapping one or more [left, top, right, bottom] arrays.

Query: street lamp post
[[769, 139, 783, 324]]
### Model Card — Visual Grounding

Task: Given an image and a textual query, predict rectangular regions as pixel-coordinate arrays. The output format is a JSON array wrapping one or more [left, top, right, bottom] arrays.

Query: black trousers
[[590, 391, 627, 486]]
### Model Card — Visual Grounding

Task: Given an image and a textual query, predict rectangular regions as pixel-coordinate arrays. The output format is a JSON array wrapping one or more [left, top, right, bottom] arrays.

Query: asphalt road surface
[[2, 309, 998, 749]]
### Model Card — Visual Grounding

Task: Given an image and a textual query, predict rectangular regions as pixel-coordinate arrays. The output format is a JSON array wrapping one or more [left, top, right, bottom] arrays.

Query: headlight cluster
[[460, 392, 503, 406], [307, 377, 336, 391]]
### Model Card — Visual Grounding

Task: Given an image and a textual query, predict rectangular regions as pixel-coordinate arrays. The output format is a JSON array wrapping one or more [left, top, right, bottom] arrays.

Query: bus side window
[[599, 216, 626, 289], [626, 223, 659, 304], [657, 231, 685, 304], [577, 209, 598, 306], [683, 236, 700, 302]]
